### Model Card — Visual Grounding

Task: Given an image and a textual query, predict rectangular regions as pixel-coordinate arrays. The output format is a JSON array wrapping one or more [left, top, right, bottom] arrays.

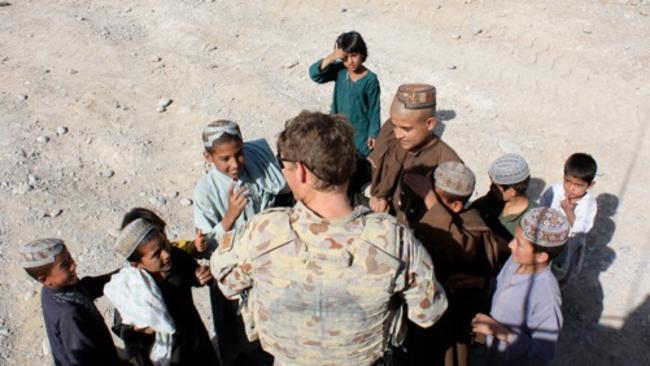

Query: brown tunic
[[369, 120, 462, 227]]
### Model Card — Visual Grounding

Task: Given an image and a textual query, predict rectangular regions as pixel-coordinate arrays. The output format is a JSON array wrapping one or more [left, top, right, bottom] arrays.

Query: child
[[471, 153, 536, 250], [540, 153, 598, 284], [309, 31, 380, 158], [21, 238, 119, 366], [105, 217, 218, 366], [193, 119, 281, 365], [471, 207, 569, 365], [368, 83, 461, 227], [403, 162, 499, 366]]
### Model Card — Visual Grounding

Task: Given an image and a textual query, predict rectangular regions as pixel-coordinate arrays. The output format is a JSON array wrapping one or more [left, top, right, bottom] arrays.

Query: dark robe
[[113, 248, 219, 366], [470, 189, 514, 254], [369, 120, 461, 227], [42, 274, 118, 366]]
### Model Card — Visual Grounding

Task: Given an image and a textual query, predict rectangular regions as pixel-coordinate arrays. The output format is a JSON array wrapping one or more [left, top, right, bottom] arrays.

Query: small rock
[[102, 169, 114, 178], [157, 98, 173, 113], [447, 65, 457, 70], [77, 16, 87, 22], [148, 196, 158, 205], [451, 33, 461, 40], [12, 183, 32, 195], [56, 126, 68, 135], [169, 191, 179, 198], [285, 60, 299, 69], [472, 27, 483, 36], [36, 135, 49, 143], [18, 94, 28, 100], [179, 198, 193, 207], [107, 228, 120, 238], [42, 338, 51, 356], [583, 27, 592, 34], [69, 69, 79, 75], [0, 2, 12, 7], [23, 290, 37, 301], [49, 209, 63, 218], [28, 174, 39, 185], [123, 7, 132, 13], [341, 8, 347, 13], [151, 56, 162, 63], [158, 197, 168, 206]]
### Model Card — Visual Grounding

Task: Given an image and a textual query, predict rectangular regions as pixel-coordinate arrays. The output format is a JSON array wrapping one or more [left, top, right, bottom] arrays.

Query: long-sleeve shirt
[[41, 275, 118, 366], [210, 202, 447, 366], [487, 257, 563, 365], [369, 121, 462, 227], [193, 139, 286, 250], [309, 59, 380, 157], [540, 182, 597, 282]]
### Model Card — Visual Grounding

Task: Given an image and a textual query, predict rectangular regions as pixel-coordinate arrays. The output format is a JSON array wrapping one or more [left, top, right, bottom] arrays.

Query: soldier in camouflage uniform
[[210, 111, 447, 366]]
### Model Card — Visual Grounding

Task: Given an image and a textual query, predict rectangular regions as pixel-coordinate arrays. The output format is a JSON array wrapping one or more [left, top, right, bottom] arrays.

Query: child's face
[[42, 248, 78, 289], [563, 175, 592, 200], [391, 112, 435, 151], [509, 226, 546, 266], [342, 52, 363, 73], [204, 140, 245, 180], [134, 235, 172, 275]]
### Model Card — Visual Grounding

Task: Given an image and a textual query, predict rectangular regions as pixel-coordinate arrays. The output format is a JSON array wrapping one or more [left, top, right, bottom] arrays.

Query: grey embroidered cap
[[488, 153, 530, 185], [115, 218, 157, 258], [434, 161, 476, 197], [20, 238, 65, 268], [520, 208, 570, 247]]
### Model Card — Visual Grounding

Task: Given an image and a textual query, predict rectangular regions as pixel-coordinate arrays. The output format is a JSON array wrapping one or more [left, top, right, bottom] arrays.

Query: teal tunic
[[309, 59, 381, 156]]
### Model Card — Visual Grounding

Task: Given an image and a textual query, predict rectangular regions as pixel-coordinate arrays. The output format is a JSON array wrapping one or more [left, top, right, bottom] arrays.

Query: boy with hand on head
[[309, 31, 380, 158], [403, 162, 500, 366], [369, 83, 461, 227], [540, 153, 598, 284], [104, 217, 218, 366], [471, 153, 535, 252], [472, 208, 569, 366], [21, 238, 120, 366]]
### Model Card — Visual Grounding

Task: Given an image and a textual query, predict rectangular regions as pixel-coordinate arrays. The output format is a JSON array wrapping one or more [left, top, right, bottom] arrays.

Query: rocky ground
[[0, 0, 648, 365]]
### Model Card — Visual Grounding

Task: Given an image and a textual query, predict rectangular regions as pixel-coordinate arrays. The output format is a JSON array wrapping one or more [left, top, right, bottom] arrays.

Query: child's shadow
[[527, 177, 547, 203], [433, 110, 456, 138]]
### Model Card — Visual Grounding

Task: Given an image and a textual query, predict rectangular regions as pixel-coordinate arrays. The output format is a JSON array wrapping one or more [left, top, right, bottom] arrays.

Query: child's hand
[[223, 181, 248, 231], [332, 43, 347, 60], [195, 265, 213, 286], [560, 198, 576, 213], [367, 137, 376, 150], [133, 326, 155, 335], [194, 229, 207, 253], [471, 313, 513, 343], [370, 196, 389, 213]]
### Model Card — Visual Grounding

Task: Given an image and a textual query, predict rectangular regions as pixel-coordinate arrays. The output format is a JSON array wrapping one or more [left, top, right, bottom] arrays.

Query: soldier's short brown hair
[[277, 111, 356, 191]]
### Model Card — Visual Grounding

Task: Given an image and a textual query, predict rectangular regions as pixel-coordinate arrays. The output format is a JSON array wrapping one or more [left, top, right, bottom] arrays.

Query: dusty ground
[[1, 0, 648, 365]]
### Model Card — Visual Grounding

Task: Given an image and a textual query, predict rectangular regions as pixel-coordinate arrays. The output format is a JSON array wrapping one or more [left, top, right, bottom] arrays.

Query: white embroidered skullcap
[[203, 121, 241, 148], [20, 238, 65, 268], [115, 218, 157, 258], [488, 153, 530, 185]]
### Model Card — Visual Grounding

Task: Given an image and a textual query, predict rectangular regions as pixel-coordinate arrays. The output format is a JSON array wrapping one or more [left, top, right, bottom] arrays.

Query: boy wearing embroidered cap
[[21, 238, 120, 366], [472, 207, 569, 365], [403, 162, 500, 366], [104, 217, 218, 366], [369, 83, 461, 227], [193, 119, 279, 365], [471, 153, 536, 250]]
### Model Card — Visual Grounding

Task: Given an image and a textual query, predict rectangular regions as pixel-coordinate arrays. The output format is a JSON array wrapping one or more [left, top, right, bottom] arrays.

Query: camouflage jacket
[[210, 201, 447, 366]]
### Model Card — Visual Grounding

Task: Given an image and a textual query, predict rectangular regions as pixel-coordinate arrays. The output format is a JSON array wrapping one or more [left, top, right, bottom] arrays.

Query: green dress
[[309, 59, 381, 156]]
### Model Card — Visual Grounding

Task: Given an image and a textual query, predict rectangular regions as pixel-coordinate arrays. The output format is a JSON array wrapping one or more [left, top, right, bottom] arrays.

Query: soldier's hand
[[194, 229, 207, 253], [195, 265, 213, 286], [370, 196, 389, 213]]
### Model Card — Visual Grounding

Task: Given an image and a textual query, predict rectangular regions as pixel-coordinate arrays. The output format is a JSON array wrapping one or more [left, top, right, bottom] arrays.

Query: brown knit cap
[[394, 83, 437, 110], [115, 218, 157, 258]]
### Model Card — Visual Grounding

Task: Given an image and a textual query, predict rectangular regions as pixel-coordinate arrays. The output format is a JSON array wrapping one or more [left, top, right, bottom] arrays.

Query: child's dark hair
[[532, 243, 566, 262], [24, 263, 55, 281], [336, 31, 368, 61], [498, 176, 530, 196], [203, 120, 243, 154], [121, 207, 167, 231], [436, 189, 471, 206], [564, 153, 597, 184]]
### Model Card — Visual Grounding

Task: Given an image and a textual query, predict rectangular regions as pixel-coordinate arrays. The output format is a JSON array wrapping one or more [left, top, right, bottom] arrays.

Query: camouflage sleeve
[[400, 227, 447, 328], [209, 222, 254, 300]]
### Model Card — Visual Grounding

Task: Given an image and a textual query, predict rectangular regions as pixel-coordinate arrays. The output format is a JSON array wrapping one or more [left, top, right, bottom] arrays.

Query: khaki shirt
[[211, 201, 447, 366], [369, 121, 461, 227]]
